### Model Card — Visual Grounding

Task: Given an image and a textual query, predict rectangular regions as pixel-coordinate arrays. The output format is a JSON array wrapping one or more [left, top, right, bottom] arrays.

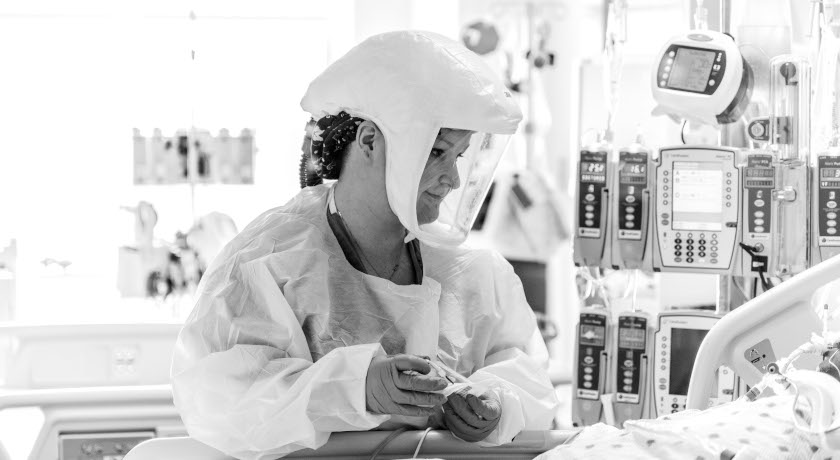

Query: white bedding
[[537, 395, 838, 459]]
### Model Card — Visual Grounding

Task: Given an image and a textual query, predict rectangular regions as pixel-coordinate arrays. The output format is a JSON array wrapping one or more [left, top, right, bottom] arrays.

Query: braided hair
[[299, 111, 364, 188]]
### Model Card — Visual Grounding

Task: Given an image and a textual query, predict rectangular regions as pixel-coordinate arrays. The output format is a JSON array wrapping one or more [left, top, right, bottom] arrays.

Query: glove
[[442, 387, 502, 442], [365, 354, 449, 417]]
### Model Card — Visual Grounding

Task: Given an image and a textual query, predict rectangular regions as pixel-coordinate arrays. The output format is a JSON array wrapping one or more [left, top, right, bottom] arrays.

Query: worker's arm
[[466, 252, 559, 446], [171, 261, 389, 460]]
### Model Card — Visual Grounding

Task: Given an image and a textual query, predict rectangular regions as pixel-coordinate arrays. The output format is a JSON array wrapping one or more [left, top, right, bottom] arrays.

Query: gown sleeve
[[171, 255, 389, 460], [467, 252, 559, 446]]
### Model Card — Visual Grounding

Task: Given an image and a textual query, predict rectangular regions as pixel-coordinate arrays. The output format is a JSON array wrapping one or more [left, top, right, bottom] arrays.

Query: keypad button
[[674, 257, 682, 262], [674, 245, 682, 250], [583, 382, 593, 388], [585, 212, 595, 219], [585, 220, 594, 226], [828, 201, 837, 209], [828, 212, 838, 219], [754, 219, 764, 226], [584, 374, 593, 381], [627, 222, 635, 229], [698, 239, 706, 245], [755, 226, 765, 232], [755, 211, 765, 218], [662, 220, 669, 225], [626, 195, 636, 203], [584, 367, 593, 374], [664, 185, 669, 191], [711, 252, 718, 258], [624, 378, 633, 385], [586, 193, 596, 202], [698, 246, 706, 251], [711, 259, 718, 264], [674, 251, 682, 256], [626, 214, 635, 221], [829, 228, 838, 235], [623, 385, 633, 392], [584, 357, 594, 365], [624, 371, 633, 377], [674, 238, 682, 243], [699, 252, 706, 257], [687, 258, 694, 263], [829, 220, 837, 228], [585, 205, 595, 212]]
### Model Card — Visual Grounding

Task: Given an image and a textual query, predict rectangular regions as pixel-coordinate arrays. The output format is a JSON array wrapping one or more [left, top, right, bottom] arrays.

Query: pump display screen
[[822, 168, 840, 178], [747, 169, 774, 177], [580, 325, 605, 346], [668, 47, 716, 92], [620, 164, 647, 184], [619, 328, 646, 350], [581, 162, 606, 183], [672, 161, 723, 231], [669, 328, 709, 395]]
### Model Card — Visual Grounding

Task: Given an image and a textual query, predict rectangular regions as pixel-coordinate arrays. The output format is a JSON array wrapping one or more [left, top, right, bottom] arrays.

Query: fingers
[[443, 402, 496, 443], [393, 403, 439, 418], [467, 393, 501, 420], [447, 392, 487, 427], [394, 388, 447, 407], [396, 371, 448, 392], [393, 354, 432, 374]]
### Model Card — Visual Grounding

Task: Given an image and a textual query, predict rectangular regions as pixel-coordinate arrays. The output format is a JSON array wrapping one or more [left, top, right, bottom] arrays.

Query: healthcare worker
[[171, 30, 559, 460]]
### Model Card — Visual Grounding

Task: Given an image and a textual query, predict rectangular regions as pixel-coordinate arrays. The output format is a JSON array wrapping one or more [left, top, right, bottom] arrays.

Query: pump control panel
[[741, 153, 775, 275], [815, 155, 840, 257], [574, 146, 612, 267], [653, 146, 740, 274], [612, 145, 653, 270]]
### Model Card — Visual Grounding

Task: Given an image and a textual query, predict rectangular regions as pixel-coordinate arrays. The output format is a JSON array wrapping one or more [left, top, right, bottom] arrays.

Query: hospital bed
[[687, 252, 840, 409], [0, 323, 185, 460], [124, 429, 579, 460]]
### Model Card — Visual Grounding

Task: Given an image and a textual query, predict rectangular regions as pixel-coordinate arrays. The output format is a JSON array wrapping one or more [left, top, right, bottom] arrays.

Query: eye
[[431, 148, 446, 158]]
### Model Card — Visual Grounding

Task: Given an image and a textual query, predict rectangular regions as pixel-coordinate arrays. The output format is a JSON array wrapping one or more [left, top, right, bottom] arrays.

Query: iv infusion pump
[[652, 146, 740, 274]]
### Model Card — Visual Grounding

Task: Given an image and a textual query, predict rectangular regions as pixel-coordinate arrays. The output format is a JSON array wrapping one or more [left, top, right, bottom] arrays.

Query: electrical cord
[[412, 427, 434, 458], [680, 119, 688, 144], [369, 428, 408, 460], [738, 242, 774, 291]]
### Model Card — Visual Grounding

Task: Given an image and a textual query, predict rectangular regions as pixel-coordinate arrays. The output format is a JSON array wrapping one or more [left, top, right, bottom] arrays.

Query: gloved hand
[[365, 354, 449, 417], [442, 387, 502, 442]]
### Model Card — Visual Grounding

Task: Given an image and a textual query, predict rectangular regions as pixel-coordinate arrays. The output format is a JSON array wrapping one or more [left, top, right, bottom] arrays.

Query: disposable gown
[[171, 184, 559, 460]]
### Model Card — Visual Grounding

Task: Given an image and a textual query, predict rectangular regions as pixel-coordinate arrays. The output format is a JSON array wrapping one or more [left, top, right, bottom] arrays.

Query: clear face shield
[[415, 128, 511, 244]]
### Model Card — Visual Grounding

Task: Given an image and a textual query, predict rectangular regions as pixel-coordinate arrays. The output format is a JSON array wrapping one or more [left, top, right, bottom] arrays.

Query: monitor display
[[672, 161, 724, 231], [668, 47, 716, 93], [746, 168, 774, 177], [822, 168, 840, 178], [581, 162, 606, 183], [620, 163, 647, 185], [580, 324, 605, 346], [668, 328, 710, 396], [619, 328, 646, 350]]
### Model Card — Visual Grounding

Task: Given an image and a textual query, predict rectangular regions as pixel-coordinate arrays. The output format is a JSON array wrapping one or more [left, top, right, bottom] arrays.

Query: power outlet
[[111, 346, 138, 381]]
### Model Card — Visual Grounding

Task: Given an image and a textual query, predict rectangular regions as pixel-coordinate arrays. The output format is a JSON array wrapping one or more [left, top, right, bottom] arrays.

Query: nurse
[[171, 30, 559, 460]]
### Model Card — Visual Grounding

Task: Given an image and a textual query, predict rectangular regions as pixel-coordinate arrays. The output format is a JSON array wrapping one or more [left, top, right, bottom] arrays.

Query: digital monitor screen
[[672, 161, 724, 231], [746, 168, 774, 177], [822, 168, 840, 178], [668, 47, 716, 92], [619, 328, 646, 350], [620, 164, 647, 185], [582, 162, 605, 173], [668, 328, 710, 396], [580, 325, 605, 346]]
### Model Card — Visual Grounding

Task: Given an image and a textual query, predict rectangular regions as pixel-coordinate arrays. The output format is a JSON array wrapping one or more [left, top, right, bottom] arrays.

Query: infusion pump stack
[[572, 308, 611, 427]]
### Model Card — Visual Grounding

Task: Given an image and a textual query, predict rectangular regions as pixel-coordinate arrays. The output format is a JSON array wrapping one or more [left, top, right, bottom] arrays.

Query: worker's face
[[416, 129, 472, 225]]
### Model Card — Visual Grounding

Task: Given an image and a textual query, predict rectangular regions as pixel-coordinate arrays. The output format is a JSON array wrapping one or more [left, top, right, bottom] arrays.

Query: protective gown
[[171, 184, 559, 459]]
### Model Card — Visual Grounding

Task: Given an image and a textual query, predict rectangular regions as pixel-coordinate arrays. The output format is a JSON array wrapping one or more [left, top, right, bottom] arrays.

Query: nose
[[441, 163, 461, 191]]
